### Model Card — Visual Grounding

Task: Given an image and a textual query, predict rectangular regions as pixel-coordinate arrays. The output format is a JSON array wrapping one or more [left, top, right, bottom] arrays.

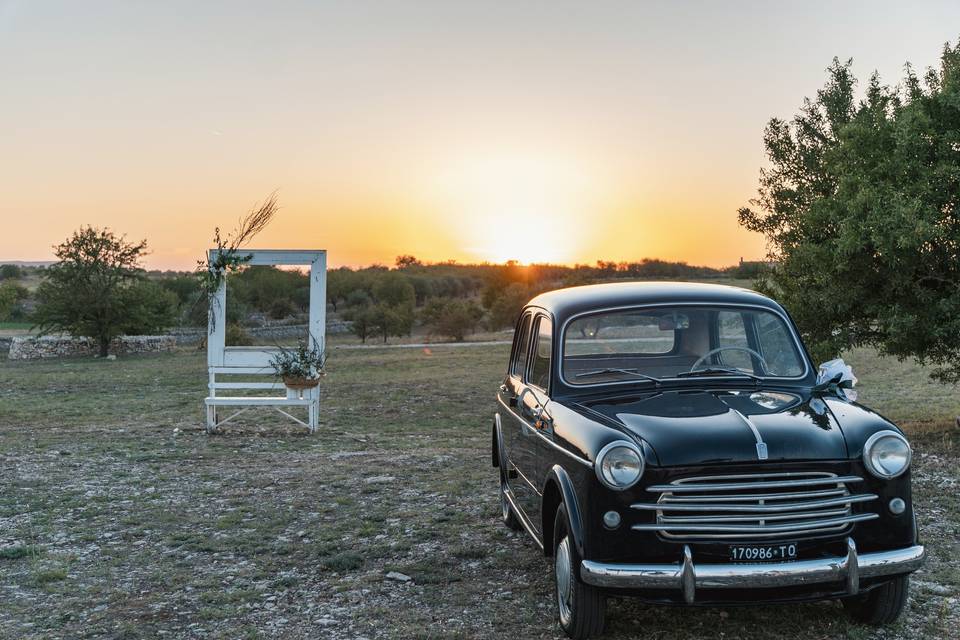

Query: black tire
[[843, 576, 910, 625], [553, 503, 606, 639], [499, 476, 523, 531]]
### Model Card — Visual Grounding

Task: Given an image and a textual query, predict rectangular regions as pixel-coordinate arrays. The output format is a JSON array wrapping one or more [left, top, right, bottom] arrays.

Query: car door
[[521, 314, 554, 525], [498, 311, 542, 529]]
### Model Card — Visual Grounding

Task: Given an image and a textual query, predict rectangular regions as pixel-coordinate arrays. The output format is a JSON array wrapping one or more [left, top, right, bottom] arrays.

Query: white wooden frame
[[204, 250, 326, 432]]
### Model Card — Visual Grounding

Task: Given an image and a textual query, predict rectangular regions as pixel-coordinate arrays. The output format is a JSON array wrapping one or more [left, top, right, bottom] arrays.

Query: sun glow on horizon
[[425, 151, 607, 265]]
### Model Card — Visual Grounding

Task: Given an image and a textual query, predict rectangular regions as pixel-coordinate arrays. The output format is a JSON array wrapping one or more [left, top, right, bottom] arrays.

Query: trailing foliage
[[739, 43, 960, 381], [196, 194, 278, 330]]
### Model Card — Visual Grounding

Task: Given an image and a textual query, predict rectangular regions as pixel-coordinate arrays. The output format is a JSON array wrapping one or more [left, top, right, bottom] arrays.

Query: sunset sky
[[2, 1, 958, 270]]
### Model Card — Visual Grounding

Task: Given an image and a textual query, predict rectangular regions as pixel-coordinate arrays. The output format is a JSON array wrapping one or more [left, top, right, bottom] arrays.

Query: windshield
[[562, 305, 807, 385]]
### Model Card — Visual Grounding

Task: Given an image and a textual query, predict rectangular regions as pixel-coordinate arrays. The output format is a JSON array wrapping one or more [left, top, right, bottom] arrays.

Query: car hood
[[581, 388, 848, 466]]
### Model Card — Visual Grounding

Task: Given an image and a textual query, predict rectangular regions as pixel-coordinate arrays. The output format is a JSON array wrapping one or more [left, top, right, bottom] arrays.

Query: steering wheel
[[690, 346, 769, 375]]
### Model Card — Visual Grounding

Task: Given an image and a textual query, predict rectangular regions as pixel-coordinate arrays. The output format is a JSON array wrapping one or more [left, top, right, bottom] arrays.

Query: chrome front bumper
[[580, 538, 924, 604]]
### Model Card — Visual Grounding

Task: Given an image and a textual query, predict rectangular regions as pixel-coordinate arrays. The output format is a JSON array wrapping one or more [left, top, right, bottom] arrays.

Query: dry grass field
[[0, 344, 957, 639]]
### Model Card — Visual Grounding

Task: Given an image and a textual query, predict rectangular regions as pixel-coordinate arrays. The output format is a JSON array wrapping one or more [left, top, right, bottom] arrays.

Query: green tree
[[343, 290, 374, 343], [120, 280, 178, 335], [370, 303, 413, 343], [0, 282, 28, 320], [485, 282, 532, 330], [0, 264, 23, 280], [33, 227, 172, 356], [421, 297, 482, 341], [739, 43, 960, 381]]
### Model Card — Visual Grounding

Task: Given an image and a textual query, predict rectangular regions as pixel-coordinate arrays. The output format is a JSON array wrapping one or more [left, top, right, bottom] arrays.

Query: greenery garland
[[196, 194, 279, 331]]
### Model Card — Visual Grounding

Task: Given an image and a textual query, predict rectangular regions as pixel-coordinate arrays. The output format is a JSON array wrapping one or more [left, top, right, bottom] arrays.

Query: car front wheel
[[553, 503, 605, 639], [842, 576, 910, 625]]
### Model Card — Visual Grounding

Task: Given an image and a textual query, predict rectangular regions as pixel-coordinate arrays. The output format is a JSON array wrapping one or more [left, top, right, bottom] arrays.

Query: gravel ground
[[0, 347, 957, 639]]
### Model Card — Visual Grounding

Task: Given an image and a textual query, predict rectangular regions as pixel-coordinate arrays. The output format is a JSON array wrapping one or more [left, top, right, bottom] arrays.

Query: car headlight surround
[[862, 430, 912, 479], [595, 441, 645, 490]]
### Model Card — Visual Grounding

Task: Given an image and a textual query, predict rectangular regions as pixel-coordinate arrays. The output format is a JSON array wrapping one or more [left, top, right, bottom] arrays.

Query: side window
[[510, 313, 532, 377], [716, 311, 753, 372], [528, 317, 553, 390]]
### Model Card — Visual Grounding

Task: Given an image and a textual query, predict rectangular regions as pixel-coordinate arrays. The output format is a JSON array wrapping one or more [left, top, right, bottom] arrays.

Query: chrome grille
[[631, 472, 879, 540]]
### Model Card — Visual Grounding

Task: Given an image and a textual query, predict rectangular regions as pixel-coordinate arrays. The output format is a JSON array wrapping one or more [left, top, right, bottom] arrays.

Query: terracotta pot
[[282, 376, 321, 390]]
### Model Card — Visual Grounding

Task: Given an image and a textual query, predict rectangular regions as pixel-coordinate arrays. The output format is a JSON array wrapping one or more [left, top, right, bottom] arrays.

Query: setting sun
[[426, 151, 605, 264]]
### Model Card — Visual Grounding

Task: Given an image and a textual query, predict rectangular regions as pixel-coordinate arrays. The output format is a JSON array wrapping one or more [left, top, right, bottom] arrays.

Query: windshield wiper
[[674, 367, 762, 383], [574, 368, 661, 386]]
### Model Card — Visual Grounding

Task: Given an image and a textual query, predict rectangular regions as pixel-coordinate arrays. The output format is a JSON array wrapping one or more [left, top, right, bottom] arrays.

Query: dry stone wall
[[8, 335, 176, 360]]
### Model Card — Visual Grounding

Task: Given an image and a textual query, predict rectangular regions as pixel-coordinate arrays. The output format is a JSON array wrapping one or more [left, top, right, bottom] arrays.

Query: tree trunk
[[98, 338, 110, 358]]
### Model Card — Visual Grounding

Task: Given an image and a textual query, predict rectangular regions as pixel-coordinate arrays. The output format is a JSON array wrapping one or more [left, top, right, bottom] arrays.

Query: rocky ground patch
[[0, 347, 957, 639]]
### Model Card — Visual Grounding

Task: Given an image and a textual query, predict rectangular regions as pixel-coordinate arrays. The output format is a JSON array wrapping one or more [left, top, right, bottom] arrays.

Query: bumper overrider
[[580, 538, 924, 604]]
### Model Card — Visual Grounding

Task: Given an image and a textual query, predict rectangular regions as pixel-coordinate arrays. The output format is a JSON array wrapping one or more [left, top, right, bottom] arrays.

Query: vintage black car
[[492, 282, 924, 638]]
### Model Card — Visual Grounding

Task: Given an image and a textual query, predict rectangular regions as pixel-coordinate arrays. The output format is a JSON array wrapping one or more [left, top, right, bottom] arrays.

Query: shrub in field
[[225, 323, 253, 346], [0, 282, 28, 321], [739, 42, 960, 381], [33, 227, 176, 357], [0, 264, 23, 280], [421, 298, 482, 341], [268, 298, 297, 320], [485, 282, 532, 330]]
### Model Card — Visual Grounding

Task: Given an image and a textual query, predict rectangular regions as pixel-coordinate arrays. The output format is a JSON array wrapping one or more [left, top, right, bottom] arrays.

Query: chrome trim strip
[[659, 508, 852, 524], [661, 488, 848, 503], [732, 409, 768, 460], [500, 483, 543, 550], [646, 476, 864, 492], [512, 464, 542, 497], [632, 494, 877, 513], [631, 512, 878, 533], [496, 395, 594, 469], [579, 544, 925, 593], [558, 301, 812, 389]]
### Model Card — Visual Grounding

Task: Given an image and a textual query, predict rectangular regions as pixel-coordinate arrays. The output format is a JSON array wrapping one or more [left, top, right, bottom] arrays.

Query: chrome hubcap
[[555, 535, 573, 625]]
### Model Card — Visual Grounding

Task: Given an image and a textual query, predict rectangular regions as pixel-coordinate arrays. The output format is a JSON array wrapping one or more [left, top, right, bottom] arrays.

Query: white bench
[[205, 364, 319, 432]]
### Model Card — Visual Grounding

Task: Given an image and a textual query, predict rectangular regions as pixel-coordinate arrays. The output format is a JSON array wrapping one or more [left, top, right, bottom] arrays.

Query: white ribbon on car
[[816, 358, 858, 401]]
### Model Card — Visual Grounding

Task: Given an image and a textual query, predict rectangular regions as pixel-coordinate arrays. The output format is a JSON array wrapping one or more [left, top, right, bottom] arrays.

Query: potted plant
[[269, 340, 326, 390]]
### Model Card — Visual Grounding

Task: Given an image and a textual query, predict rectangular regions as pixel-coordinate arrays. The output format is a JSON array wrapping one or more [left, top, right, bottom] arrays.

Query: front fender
[[544, 464, 586, 558]]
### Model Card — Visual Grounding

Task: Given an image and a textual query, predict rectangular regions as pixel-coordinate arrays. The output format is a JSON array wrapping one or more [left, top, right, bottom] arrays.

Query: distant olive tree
[[33, 227, 175, 357], [0, 264, 23, 280], [739, 43, 960, 382], [421, 297, 482, 341]]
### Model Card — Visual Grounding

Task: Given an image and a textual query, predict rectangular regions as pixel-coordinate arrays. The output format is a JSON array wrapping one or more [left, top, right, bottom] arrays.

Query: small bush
[[0, 544, 40, 560], [268, 298, 296, 320], [225, 323, 253, 346]]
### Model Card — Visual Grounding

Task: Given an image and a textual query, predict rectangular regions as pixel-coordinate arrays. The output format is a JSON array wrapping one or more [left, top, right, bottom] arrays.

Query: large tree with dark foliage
[[739, 42, 960, 382], [34, 227, 175, 357]]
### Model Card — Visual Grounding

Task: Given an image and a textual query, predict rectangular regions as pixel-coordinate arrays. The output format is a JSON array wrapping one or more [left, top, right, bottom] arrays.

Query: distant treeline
[[2, 257, 766, 343]]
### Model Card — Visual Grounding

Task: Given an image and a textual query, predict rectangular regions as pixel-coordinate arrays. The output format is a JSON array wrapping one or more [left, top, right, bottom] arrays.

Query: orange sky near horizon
[[2, 2, 958, 270]]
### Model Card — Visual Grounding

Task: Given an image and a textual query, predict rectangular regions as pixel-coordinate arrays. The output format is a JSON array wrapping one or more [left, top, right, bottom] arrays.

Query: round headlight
[[596, 441, 644, 490], [863, 431, 912, 479]]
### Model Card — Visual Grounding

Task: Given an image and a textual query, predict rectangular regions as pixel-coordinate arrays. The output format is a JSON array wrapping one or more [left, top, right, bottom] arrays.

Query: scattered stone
[[385, 572, 412, 583], [364, 476, 395, 484]]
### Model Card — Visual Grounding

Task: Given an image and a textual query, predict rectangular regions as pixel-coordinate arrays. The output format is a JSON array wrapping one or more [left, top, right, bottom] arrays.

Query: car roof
[[526, 281, 784, 323]]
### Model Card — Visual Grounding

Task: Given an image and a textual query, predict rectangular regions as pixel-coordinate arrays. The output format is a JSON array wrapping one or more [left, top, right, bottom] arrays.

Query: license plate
[[729, 543, 798, 562]]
